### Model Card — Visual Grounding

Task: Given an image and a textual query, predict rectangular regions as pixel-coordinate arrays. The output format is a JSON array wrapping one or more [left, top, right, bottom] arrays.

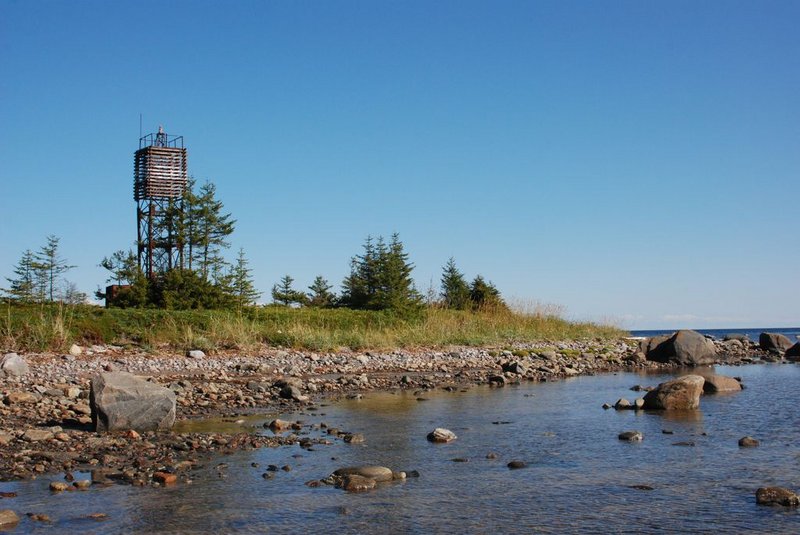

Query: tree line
[[269, 234, 506, 312], [4, 181, 506, 312]]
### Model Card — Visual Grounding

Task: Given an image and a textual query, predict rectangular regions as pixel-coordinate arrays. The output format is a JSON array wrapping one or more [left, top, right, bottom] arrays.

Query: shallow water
[[3, 365, 800, 533]]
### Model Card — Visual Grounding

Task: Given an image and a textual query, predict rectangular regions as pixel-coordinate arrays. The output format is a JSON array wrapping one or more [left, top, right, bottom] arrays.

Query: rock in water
[[759, 332, 793, 353], [339, 474, 376, 492], [739, 436, 760, 447], [427, 428, 457, 443], [333, 466, 394, 482], [756, 487, 800, 506], [702, 374, 742, 393], [784, 343, 800, 361], [0, 510, 20, 529], [266, 419, 292, 431], [642, 375, 705, 410], [618, 431, 644, 442], [90, 372, 176, 432], [644, 330, 716, 366], [0, 353, 29, 377]]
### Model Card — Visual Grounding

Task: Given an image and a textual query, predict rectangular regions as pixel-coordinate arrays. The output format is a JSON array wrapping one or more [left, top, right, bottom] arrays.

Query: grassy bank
[[1, 303, 626, 353]]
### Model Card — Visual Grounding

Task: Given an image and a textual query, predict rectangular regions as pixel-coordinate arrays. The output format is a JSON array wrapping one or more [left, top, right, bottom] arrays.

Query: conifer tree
[[192, 182, 236, 280], [230, 248, 260, 308], [271, 275, 306, 306], [99, 249, 140, 285], [440, 257, 470, 310], [307, 275, 336, 308], [34, 235, 75, 302], [340, 234, 419, 311], [3, 249, 37, 302], [340, 236, 378, 309], [469, 275, 505, 311], [375, 233, 420, 310]]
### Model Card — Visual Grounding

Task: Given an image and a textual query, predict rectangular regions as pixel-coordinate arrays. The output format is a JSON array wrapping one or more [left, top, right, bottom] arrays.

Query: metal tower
[[134, 126, 188, 279]]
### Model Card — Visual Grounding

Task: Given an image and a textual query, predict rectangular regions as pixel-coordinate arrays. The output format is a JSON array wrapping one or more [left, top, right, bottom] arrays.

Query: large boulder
[[90, 372, 176, 432], [642, 375, 705, 410], [1, 353, 29, 377], [644, 330, 717, 366], [784, 343, 800, 361], [702, 374, 742, 394], [759, 333, 793, 353]]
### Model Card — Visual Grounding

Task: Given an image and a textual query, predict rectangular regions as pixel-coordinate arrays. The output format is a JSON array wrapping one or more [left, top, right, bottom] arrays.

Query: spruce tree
[[375, 233, 420, 310], [192, 182, 236, 280], [340, 234, 419, 311], [3, 249, 37, 302], [271, 275, 306, 306], [340, 236, 377, 308], [34, 235, 75, 302], [230, 248, 260, 307], [440, 257, 470, 310], [469, 275, 505, 311], [307, 275, 336, 308]]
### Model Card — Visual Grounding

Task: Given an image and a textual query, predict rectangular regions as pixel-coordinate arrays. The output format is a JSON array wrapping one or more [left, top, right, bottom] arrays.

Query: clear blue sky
[[1, 0, 798, 329]]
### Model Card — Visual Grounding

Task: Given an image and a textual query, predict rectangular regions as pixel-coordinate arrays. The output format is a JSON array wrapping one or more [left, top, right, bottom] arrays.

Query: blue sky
[[1, 0, 798, 329]]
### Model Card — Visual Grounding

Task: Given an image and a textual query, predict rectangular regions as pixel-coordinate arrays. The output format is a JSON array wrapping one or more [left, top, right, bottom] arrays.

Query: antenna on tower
[[139, 113, 143, 139]]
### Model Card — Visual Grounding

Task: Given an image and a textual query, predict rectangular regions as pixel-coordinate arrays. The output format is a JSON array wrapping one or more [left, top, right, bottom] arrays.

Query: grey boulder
[[644, 330, 717, 366], [0, 353, 29, 377], [90, 372, 176, 432]]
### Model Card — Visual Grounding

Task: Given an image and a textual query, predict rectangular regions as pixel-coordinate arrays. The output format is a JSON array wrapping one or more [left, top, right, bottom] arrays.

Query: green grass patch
[[0, 302, 626, 353]]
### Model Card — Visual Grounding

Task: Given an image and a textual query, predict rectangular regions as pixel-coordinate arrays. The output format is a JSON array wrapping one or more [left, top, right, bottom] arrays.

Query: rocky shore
[[0, 332, 792, 489]]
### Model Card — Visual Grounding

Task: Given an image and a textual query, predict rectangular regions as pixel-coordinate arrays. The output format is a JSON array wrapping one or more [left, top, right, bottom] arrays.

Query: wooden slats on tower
[[134, 146, 188, 201]]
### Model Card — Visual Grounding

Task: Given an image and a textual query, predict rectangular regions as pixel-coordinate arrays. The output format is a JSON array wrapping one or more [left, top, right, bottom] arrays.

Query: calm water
[[3, 365, 800, 533]]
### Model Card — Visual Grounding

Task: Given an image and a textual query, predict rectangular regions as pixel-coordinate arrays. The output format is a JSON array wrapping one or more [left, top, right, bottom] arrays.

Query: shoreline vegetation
[[1, 303, 625, 354]]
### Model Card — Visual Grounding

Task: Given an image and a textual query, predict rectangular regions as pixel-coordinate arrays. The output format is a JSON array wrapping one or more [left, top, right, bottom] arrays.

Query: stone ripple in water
[[2, 365, 800, 533]]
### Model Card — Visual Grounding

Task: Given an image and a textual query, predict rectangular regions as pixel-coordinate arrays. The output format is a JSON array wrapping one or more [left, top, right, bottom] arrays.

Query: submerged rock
[[702, 374, 742, 394], [618, 431, 644, 442], [333, 466, 394, 482], [642, 375, 705, 410], [339, 474, 376, 492], [644, 330, 716, 366], [739, 436, 760, 448], [90, 372, 176, 432], [427, 428, 457, 443], [756, 487, 800, 506]]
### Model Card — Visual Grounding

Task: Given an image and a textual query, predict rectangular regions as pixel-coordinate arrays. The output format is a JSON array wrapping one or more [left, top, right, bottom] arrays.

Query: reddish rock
[[153, 472, 177, 485]]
